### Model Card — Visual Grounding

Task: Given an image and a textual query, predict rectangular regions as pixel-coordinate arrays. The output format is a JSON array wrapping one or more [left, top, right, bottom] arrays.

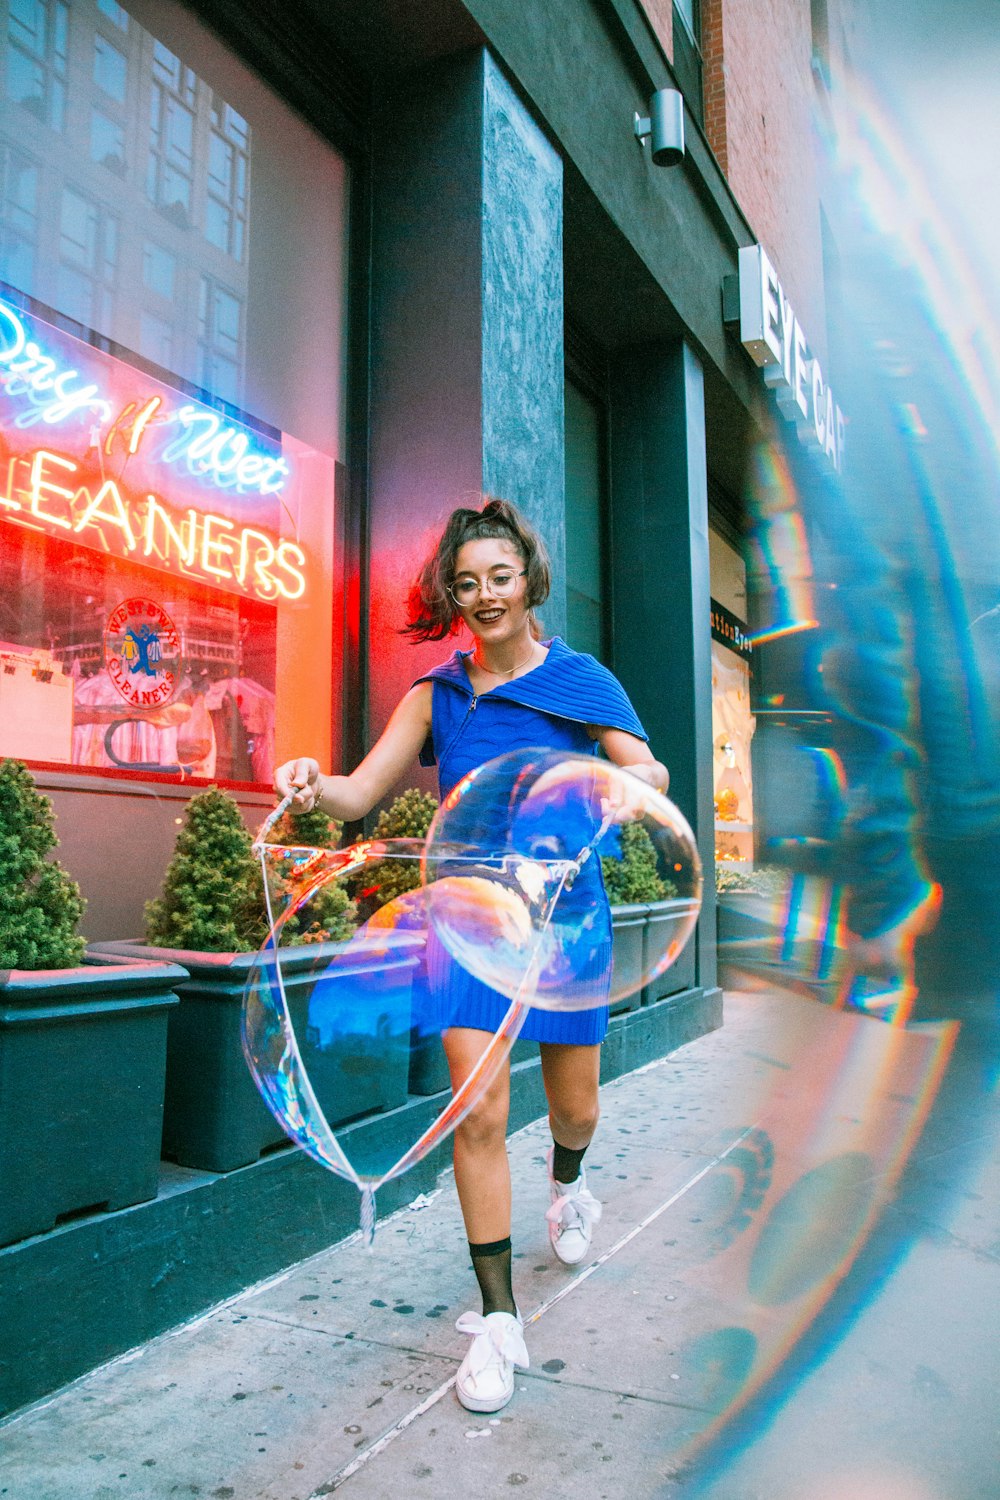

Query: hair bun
[[480, 498, 516, 525]]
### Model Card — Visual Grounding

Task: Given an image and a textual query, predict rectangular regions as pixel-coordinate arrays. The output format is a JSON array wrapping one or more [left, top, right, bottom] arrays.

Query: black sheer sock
[[469, 1236, 516, 1316], [551, 1139, 588, 1185]]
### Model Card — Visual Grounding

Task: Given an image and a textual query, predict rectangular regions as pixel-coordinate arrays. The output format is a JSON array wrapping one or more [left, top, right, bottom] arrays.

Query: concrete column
[[367, 49, 564, 755], [608, 340, 718, 988]]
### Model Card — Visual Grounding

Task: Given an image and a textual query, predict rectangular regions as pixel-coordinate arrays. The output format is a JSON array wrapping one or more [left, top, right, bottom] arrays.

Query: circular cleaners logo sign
[[104, 598, 181, 708]]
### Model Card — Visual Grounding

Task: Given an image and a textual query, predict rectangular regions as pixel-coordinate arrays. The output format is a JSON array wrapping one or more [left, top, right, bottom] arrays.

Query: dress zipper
[[437, 690, 478, 766]]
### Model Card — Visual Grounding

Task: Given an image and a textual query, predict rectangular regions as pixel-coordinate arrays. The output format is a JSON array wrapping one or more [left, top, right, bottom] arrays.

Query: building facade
[[0, 0, 854, 1406], [4, 0, 848, 957]]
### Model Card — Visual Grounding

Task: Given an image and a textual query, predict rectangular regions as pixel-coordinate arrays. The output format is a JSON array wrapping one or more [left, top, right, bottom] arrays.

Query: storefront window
[[710, 529, 756, 868], [0, 0, 349, 789]]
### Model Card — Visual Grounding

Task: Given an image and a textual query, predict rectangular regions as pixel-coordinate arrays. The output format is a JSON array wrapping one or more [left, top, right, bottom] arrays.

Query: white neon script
[[0, 296, 292, 499], [160, 406, 290, 496], [0, 300, 112, 427]]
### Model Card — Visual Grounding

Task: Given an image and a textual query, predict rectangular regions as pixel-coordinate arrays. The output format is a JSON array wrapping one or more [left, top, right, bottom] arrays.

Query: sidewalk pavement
[[2, 988, 997, 1500]]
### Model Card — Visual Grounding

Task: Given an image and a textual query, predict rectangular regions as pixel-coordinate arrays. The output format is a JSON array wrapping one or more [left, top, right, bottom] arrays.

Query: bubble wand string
[[246, 803, 592, 1243], [244, 753, 670, 1244], [251, 791, 294, 850]]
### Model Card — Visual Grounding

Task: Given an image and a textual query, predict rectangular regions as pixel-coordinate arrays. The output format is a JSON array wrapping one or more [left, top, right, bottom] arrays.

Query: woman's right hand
[[274, 757, 323, 811]]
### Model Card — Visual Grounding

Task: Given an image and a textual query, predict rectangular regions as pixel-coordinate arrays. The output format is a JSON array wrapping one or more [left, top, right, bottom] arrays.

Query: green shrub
[[0, 759, 86, 969], [358, 787, 439, 914], [145, 788, 357, 951], [145, 787, 260, 951], [601, 821, 677, 905], [261, 806, 357, 944]]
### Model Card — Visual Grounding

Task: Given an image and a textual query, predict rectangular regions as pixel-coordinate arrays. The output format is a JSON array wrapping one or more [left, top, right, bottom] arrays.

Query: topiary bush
[[146, 789, 357, 951], [0, 759, 87, 969], [260, 805, 357, 944], [601, 821, 678, 906], [145, 786, 260, 951], [354, 787, 439, 915]]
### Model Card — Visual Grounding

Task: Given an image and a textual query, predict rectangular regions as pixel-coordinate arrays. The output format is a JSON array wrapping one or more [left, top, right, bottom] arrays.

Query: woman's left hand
[[621, 761, 669, 794], [598, 762, 669, 828]]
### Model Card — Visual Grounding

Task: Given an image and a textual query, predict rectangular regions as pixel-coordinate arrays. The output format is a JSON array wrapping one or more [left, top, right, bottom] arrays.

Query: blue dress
[[415, 636, 648, 1044]]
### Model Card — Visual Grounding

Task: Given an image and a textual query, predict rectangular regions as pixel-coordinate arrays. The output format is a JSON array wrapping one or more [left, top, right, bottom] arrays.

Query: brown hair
[[402, 497, 551, 643]]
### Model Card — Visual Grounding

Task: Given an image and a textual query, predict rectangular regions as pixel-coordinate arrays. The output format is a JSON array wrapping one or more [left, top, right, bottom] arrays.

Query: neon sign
[[161, 406, 290, 494], [0, 295, 292, 499], [1, 446, 306, 602], [0, 301, 112, 427], [0, 294, 324, 603]]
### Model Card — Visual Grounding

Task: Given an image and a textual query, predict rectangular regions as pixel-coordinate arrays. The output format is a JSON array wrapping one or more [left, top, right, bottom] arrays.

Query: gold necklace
[[472, 641, 536, 679]]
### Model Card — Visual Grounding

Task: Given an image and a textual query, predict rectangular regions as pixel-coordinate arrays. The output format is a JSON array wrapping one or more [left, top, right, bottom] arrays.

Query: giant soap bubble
[[242, 748, 702, 1237], [424, 749, 703, 1011]]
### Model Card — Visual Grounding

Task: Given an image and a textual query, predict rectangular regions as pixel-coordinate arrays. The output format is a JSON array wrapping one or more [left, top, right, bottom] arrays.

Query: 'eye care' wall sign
[[734, 244, 845, 475]]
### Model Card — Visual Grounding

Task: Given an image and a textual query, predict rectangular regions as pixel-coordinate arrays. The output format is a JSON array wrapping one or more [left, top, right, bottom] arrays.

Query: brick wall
[[701, 0, 829, 360], [701, 0, 727, 171]]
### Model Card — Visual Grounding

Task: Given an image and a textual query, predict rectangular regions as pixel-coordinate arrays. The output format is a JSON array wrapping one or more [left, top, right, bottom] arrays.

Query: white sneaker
[[454, 1310, 529, 1413], [546, 1148, 603, 1265]]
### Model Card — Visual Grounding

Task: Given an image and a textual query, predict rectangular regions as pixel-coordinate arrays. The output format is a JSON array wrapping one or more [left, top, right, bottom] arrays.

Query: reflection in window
[[0, 144, 39, 289], [0, 0, 348, 820], [147, 40, 195, 227], [142, 239, 175, 300], [93, 32, 127, 103], [206, 97, 249, 261], [1, 5, 258, 401], [7, 0, 68, 131], [199, 276, 242, 404], [90, 107, 126, 173], [139, 308, 173, 367], [57, 186, 118, 327]]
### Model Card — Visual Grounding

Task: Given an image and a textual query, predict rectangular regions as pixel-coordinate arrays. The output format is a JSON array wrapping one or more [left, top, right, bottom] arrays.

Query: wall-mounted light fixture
[[634, 88, 685, 167]]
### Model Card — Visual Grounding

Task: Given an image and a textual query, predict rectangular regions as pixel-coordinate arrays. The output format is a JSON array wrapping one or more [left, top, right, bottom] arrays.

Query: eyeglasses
[[448, 569, 526, 605]]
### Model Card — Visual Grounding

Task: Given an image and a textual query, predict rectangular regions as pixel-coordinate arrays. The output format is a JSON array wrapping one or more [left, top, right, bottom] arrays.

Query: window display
[[0, 0, 349, 788], [712, 626, 755, 867], [710, 530, 756, 869]]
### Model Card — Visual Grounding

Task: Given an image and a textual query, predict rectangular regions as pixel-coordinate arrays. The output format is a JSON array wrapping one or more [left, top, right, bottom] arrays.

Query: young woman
[[274, 498, 668, 1413]]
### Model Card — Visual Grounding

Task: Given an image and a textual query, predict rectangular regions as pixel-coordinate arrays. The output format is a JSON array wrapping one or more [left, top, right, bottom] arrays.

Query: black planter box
[[408, 1025, 451, 1096], [90, 941, 414, 1174], [610, 902, 648, 1014], [643, 898, 698, 1004], [0, 954, 182, 1248]]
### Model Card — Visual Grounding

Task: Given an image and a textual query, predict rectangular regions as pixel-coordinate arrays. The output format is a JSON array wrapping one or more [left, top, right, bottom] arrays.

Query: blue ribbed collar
[[415, 635, 567, 697], [415, 636, 646, 739]]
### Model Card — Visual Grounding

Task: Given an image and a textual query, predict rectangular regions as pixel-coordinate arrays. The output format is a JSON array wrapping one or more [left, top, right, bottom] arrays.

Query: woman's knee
[[550, 1097, 600, 1141], [455, 1093, 509, 1151]]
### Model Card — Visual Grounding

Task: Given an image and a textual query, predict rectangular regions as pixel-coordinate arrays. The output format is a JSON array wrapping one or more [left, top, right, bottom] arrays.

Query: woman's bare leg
[[443, 1027, 516, 1315], [443, 1026, 512, 1240], [538, 1042, 603, 1265], [539, 1041, 601, 1158]]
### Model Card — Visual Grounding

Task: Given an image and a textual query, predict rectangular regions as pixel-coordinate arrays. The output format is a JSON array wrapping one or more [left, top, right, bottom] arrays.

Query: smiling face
[[451, 537, 530, 646]]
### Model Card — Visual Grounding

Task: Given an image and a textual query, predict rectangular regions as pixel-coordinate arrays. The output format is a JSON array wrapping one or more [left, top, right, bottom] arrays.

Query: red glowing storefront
[[0, 0, 350, 938], [2, 295, 331, 775]]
